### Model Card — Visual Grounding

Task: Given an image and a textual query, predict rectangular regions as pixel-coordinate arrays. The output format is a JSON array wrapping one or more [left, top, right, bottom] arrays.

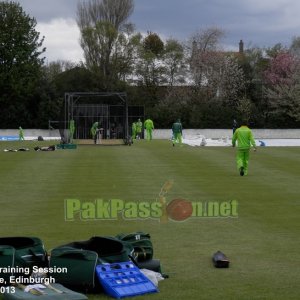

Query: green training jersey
[[232, 126, 256, 150], [144, 119, 154, 130], [172, 122, 182, 134], [136, 121, 143, 132]]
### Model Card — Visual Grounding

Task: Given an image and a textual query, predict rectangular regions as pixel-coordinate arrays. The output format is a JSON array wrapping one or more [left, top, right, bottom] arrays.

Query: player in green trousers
[[232, 122, 257, 176], [144, 118, 154, 140], [18, 126, 24, 141], [91, 122, 99, 144]]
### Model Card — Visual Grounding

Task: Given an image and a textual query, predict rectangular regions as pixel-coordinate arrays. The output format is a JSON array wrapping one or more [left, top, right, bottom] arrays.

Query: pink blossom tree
[[263, 52, 300, 122]]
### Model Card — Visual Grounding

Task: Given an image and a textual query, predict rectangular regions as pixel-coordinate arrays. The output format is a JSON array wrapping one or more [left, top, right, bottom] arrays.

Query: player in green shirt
[[131, 122, 137, 140], [135, 118, 143, 139], [144, 118, 154, 141], [232, 122, 257, 176], [18, 126, 24, 141], [91, 122, 99, 144], [172, 119, 183, 146]]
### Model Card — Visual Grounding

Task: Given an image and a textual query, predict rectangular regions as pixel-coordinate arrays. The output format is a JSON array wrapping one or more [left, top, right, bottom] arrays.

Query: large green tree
[[162, 39, 185, 86], [0, 1, 45, 127], [77, 0, 135, 90], [135, 32, 165, 87]]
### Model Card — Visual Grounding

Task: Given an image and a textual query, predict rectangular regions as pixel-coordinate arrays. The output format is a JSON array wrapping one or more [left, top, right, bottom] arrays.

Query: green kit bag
[[0, 237, 47, 282], [116, 232, 153, 262], [49, 236, 133, 292], [0, 245, 16, 282], [49, 247, 98, 292]]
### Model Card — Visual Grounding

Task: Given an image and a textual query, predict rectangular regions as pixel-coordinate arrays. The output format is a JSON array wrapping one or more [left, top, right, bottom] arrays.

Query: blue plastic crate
[[96, 262, 158, 299]]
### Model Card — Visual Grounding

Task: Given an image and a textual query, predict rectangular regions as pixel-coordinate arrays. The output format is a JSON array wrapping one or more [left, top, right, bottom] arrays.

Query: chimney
[[239, 40, 244, 53]]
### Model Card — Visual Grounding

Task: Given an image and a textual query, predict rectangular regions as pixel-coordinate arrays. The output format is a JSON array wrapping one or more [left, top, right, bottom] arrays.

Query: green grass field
[[0, 140, 299, 300]]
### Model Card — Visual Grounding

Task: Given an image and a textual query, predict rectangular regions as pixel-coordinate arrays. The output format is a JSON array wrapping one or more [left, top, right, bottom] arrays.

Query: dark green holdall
[[115, 232, 164, 274], [116, 232, 153, 262], [49, 236, 134, 292], [0, 237, 47, 283], [0, 245, 15, 282], [3, 283, 88, 300], [49, 247, 98, 292]]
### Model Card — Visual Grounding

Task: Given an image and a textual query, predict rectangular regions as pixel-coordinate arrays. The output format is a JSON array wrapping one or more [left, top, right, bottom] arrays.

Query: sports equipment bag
[[116, 232, 153, 262], [212, 251, 230, 268], [49, 236, 134, 292], [0, 237, 47, 282]]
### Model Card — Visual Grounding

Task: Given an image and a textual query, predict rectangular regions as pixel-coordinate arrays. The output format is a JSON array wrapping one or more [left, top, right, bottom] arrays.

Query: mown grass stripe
[[0, 140, 299, 300]]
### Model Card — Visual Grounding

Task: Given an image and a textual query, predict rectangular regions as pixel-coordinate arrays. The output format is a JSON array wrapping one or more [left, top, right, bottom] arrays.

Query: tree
[[235, 46, 270, 127], [77, 0, 135, 89], [143, 32, 164, 56], [192, 51, 245, 104], [263, 51, 300, 125], [43, 60, 78, 82], [264, 74, 300, 125], [163, 39, 186, 86], [263, 52, 298, 85], [154, 86, 193, 127], [263, 51, 299, 125], [236, 97, 253, 123], [0, 1, 45, 127], [109, 24, 142, 83], [135, 32, 166, 87], [239, 47, 268, 100], [53, 66, 99, 94], [289, 36, 300, 57], [265, 43, 287, 58], [188, 28, 245, 104], [77, 0, 134, 30], [189, 27, 225, 86]]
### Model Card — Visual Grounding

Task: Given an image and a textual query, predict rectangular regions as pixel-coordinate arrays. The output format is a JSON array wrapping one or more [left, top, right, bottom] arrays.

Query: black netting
[[60, 92, 144, 145]]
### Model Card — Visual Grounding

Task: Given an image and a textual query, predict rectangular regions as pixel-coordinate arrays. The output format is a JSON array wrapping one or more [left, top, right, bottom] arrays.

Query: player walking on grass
[[19, 126, 24, 141], [172, 119, 183, 146], [131, 122, 136, 140], [232, 121, 257, 176], [135, 118, 143, 139], [91, 121, 99, 144], [144, 118, 154, 140]]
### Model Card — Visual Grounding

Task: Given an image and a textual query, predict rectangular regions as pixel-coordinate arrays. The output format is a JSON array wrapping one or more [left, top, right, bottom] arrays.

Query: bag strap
[[133, 246, 148, 260], [128, 254, 139, 267]]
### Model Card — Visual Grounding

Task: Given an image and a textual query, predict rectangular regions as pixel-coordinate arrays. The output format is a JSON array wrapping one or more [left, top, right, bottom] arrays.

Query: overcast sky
[[15, 0, 300, 63]]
